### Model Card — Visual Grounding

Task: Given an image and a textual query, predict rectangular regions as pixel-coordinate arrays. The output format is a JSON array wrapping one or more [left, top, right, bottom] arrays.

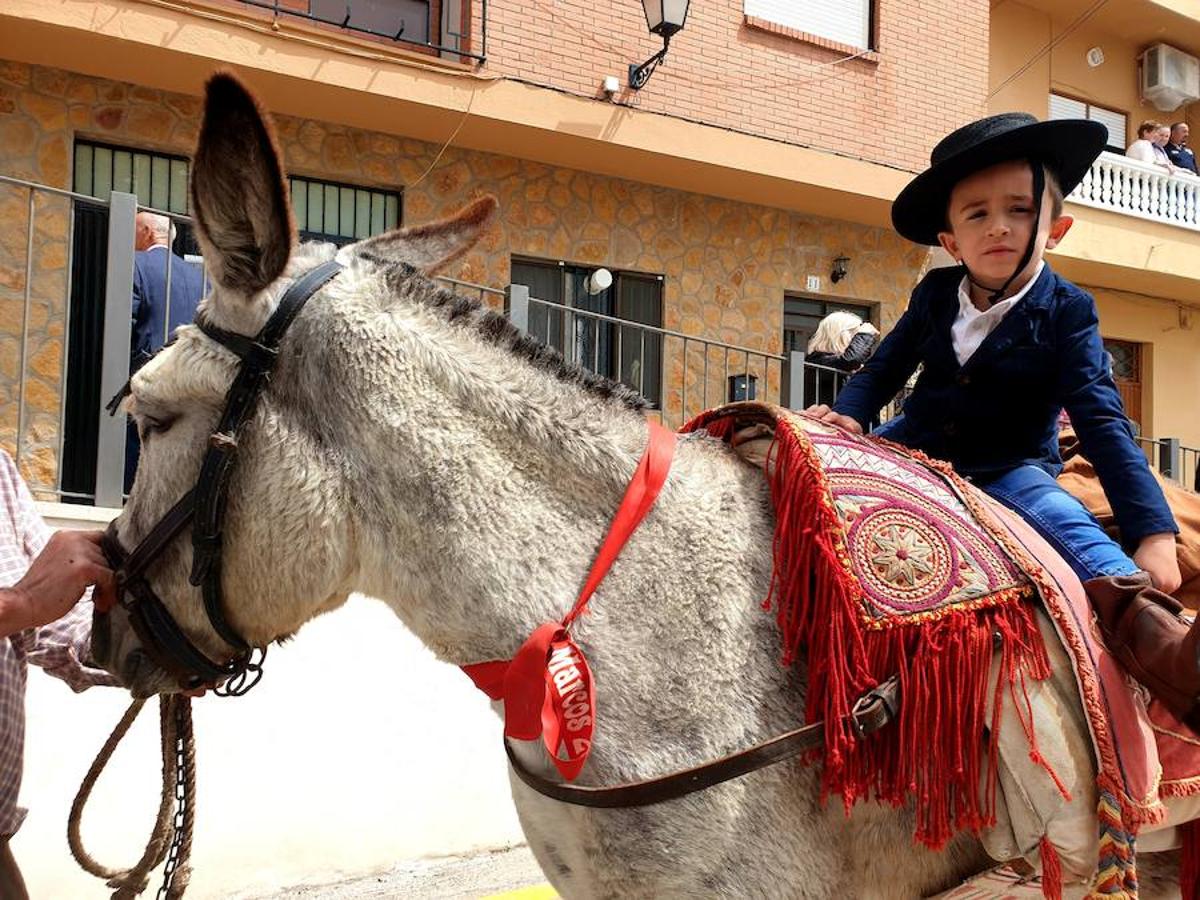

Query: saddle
[[684, 402, 1200, 899], [1056, 426, 1200, 608]]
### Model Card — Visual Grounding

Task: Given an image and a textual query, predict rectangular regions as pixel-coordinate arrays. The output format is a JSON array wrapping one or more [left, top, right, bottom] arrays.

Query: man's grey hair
[[138, 211, 175, 244]]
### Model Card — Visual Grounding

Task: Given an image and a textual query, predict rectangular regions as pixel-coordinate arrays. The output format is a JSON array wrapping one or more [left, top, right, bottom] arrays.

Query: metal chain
[[156, 703, 189, 899]]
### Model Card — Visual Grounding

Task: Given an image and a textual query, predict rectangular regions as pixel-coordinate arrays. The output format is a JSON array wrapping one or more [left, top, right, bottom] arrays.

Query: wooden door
[[1103, 338, 1142, 430]]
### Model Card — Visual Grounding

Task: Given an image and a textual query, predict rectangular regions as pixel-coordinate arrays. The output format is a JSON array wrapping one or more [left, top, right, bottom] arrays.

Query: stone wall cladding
[[0, 61, 926, 494], [475, 0, 989, 173]]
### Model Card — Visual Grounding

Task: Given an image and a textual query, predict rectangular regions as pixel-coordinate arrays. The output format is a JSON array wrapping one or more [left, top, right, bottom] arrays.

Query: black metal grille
[[289, 176, 402, 246], [237, 0, 485, 62]]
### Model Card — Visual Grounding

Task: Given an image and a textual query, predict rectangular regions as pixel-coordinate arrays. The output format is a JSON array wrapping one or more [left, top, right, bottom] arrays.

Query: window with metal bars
[[73, 140, 191, 213], [73, 141, 404, 249], [511, 258, 664, 406], [290, 176, 402, 246]]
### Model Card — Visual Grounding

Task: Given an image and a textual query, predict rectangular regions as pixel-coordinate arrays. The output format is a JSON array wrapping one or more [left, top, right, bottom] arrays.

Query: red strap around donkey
[[462, 420, 677, 781]]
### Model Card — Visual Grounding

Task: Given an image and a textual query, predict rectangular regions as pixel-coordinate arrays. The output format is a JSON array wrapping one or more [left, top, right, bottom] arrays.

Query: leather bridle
[[100, 260, 344, 695]]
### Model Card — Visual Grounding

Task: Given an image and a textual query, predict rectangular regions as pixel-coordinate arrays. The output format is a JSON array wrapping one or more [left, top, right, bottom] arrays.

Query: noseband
[[101, 260, 344, 695]]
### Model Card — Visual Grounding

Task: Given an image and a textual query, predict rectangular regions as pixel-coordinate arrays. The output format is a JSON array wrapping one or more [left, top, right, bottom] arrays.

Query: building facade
[[3, 2, 1200, 896], [992, 0, 1200, 457], [1, 0, 982, 501]]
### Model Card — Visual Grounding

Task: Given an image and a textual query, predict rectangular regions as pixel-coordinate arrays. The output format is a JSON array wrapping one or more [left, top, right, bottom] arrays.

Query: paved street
[[242, 845, 554, 900]]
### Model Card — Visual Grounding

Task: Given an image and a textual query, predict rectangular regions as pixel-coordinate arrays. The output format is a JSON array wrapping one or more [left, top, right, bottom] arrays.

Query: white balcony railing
[[1069, 150, 1200, 231]]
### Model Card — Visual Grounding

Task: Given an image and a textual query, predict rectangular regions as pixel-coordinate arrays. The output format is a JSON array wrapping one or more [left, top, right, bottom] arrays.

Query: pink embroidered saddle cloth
[[693, 403, 1200, 892]]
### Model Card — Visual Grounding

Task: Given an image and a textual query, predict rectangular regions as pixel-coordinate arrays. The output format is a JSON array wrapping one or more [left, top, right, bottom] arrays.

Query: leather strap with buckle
[[505, 674, 901, 808]]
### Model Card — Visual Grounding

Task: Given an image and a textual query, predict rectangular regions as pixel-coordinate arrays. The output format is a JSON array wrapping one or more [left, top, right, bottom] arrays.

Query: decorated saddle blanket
[[682, 403, 1200, 899]]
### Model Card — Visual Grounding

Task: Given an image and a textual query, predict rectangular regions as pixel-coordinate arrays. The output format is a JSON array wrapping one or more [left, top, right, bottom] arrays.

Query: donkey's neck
[[290, 274, 661, 664]]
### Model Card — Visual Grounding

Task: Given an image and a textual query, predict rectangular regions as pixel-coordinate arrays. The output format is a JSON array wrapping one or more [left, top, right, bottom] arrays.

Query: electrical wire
[[988, 0, 1110, 100], [133, 0, 488, 184], [407, 88, 477, 187]]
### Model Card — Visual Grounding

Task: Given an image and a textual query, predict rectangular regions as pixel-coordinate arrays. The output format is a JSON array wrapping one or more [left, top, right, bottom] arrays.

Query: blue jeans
[[872, 416, 1138, 582], [979, 465, 1138, 582]]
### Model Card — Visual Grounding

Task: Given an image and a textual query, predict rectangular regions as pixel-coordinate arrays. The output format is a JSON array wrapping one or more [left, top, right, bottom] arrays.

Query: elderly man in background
[[1166, 122, 1198, 175], [0, 451, 118, 899], [125, 212, 206, 491]]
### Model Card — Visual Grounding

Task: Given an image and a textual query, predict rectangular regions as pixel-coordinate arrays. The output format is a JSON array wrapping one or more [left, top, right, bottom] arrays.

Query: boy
[[806, 113, 1194, 727]]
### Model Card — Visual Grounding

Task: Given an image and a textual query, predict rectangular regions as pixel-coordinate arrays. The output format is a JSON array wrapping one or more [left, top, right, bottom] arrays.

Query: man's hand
[[1, 531, 116, 634], [1133, 532, 1183, 594], [803, 404, 865, 435]]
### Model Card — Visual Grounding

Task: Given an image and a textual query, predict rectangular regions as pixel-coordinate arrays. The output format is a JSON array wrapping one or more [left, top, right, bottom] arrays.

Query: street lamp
[[629, 0, 691, 90]]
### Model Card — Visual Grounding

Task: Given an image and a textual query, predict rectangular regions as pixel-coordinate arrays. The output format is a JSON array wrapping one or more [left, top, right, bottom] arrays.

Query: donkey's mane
[[370, 256, 649, 413]]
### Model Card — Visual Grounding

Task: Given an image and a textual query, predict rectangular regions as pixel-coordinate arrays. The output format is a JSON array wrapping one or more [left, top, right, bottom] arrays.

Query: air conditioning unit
[[1141, 43, 1200, 111]]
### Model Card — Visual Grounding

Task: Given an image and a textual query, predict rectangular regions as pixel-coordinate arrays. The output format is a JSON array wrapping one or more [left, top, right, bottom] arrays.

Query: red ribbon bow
[[463, 420, 677, 780]]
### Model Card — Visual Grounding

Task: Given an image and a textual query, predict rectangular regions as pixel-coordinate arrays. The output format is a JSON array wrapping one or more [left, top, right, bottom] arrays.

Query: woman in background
[[803, 311, 880, 408]]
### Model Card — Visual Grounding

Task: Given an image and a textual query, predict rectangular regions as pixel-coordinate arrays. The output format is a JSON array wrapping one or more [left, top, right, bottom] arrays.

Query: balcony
[[1069, 151, 1200, 233], [231, 0, 482, 61]]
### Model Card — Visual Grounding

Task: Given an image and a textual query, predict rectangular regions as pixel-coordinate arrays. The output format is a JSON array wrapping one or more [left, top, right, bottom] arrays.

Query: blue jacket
[[131, 246, 205, 369], [832, 264, 1176, 545], [1167, 142, 1198, 174]]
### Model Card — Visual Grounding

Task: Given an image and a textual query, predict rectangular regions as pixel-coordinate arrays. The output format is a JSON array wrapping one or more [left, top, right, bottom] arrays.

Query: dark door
[[60, 202, 108, 502]]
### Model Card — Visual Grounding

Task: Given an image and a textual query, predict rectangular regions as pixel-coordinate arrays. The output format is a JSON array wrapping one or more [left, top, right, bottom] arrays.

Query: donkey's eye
[[141, 414, 178, 437]]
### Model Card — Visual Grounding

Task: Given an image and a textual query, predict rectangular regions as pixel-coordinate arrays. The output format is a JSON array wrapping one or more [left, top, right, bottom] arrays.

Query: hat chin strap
[[963, 160, 1045, 307]]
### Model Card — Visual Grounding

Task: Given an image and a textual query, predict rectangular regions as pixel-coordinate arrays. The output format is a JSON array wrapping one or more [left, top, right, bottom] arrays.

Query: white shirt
[[1126, 139, 1171, 166], [951, 261, 1044, 366]]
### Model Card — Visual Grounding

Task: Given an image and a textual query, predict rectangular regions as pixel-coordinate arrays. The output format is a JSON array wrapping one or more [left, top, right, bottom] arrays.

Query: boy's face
[[938, 160, 1072, 293]]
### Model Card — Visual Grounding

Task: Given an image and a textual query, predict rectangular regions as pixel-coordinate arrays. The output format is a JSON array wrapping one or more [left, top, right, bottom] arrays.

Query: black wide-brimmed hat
[[892, 113, 1107, 245]]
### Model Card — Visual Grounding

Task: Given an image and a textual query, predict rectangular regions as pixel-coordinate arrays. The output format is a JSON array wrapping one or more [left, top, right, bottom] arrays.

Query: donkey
[[92, 74, 1178, 898]]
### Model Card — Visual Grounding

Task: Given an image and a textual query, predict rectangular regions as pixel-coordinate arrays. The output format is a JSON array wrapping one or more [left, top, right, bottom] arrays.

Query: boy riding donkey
[[806, 113, 1197, 728]]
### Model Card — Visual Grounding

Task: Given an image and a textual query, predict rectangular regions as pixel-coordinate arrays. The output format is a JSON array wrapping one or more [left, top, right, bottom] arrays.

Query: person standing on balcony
[[125, 212, 205, 492], [1166, 122, 1198, 175], [0, 451, 119, 899], [1126, 120, 1176, 173], [805, 112, 1200, 730]]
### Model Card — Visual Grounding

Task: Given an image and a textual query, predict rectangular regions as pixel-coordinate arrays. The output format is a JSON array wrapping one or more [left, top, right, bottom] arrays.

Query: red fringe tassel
[[1039, 836, 1063, 900], [685, 410, 1053, 850]]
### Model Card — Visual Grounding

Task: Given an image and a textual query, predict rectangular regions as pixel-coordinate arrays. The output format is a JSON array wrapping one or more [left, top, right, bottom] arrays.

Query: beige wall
[[990, 1, 1200, 140], [1090, 286, 1200, 448]]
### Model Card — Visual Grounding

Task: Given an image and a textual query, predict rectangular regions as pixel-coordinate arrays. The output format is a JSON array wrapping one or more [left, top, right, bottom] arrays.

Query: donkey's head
[[93, 73, 500, 695]]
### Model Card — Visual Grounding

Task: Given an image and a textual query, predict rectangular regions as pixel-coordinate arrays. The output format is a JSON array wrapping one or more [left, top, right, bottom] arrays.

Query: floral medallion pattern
[[796, 420, 1032, 625]]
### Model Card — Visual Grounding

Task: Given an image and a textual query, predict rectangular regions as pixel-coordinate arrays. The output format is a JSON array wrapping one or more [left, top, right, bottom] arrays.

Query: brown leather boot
[[1086, 573, 1200, 732]]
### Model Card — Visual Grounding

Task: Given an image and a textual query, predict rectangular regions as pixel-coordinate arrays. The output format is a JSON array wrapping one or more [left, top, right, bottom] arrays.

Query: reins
[[69, 696, 196, 899], [505, 674, 900, 807], [467, 414, 904, 808], [80, 259, 343, 898]]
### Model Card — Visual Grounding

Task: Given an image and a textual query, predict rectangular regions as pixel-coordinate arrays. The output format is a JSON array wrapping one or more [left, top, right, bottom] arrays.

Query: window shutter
[[1088, 107, 1128, 151], [1049, 93, 1127, 152], [1048, 93, 1086, 120], [745, 0, 871, 49]]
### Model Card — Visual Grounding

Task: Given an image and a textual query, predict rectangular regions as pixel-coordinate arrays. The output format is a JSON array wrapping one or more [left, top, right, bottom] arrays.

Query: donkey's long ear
[[353, 196, 497, 275], [191, 72, 295, 296]]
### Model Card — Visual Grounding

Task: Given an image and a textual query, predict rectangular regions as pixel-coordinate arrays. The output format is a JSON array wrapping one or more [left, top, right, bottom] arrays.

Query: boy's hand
[[1133, 532, 1182, 594], [803, 404, 864, 435]]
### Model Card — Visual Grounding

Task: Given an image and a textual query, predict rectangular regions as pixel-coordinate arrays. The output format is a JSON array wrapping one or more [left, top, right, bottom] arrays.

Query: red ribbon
[[462, 420, 676, 780]]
